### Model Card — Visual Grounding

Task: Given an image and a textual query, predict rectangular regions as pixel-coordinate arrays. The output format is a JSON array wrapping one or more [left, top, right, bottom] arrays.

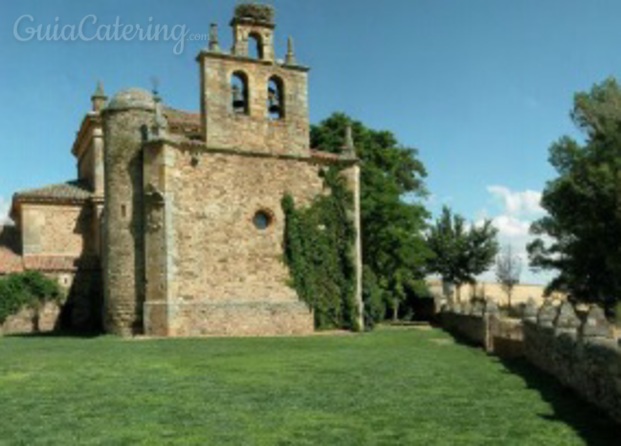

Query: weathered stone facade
[[20, 204, 89, 257], [140, 140, 333, 336], [0, 302, 61, 335], [200, 54, 310, 155], [102, 90, 156, 335], [2, 3, 363, 337]]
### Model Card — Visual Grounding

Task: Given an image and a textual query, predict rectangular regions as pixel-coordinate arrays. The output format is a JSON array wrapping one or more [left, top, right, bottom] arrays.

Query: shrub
[[0, 272, 62, 324]]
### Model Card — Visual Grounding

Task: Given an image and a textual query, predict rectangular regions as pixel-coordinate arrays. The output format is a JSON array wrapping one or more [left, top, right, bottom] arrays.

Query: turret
[[91, 81, 108, 112], [101, 88, 161, 336]]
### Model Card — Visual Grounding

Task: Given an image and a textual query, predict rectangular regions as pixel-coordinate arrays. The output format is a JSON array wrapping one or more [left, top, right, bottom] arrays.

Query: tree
[[311, 113, 432, 323], [426, 206, 499, 302], [495, 245, 522, 308], [527, 78, 621, 317]]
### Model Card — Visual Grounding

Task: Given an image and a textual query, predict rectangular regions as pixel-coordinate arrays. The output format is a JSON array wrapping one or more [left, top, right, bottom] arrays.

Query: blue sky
[[1, 0, 621, 284]]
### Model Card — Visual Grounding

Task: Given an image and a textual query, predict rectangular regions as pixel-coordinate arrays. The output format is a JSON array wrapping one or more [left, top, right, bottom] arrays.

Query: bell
[[269, 102, 281, 115], [232, 86, 245, 111], [268, 87, 281, 115]]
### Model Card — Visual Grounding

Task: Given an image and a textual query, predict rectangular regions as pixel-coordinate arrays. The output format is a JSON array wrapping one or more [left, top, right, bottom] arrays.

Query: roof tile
[[15, 180, 93, 202]]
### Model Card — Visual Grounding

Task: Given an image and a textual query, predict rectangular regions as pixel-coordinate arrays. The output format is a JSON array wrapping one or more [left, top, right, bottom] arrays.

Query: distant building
[[0, 3, 363, 336]]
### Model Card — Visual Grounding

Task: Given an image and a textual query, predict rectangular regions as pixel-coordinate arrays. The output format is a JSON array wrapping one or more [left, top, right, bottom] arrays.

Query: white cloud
[[491, 215, 530, 239], [487, 185, 543, 217], [475, 185, 551, 285], [0, 196, 13, 226]]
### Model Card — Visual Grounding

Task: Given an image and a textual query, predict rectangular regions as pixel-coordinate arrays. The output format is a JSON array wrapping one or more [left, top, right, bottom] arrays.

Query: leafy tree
[[426, 206, 499, 302], [528, 78, 621, 317], [311, 113, 431, 322], [496, 245, 522, 308]]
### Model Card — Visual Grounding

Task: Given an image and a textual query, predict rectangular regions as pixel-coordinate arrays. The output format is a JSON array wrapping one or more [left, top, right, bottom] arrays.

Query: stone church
[[0, 3, 363, 336]]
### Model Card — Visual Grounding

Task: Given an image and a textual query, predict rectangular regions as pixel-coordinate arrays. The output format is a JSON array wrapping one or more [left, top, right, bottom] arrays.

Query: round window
[[253, 211, 272, 230]]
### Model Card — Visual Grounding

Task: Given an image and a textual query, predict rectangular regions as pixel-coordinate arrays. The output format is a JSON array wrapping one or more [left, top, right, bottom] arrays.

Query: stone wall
[[488, 315, 524, 357], [142, 140, 325, 336], [21, 204, 89, 256], [102, 101, 155, 335], [440, 301, 523, 357], [73, 115, 105, 196], [441, 311, 488, 347], [523, 302, 621, 423], [145, 301, 313, 337], [199, 52, 310, 156], [170, 148, 322, 302], [0, 302, 61, 335], [441, 299, 621, 423]]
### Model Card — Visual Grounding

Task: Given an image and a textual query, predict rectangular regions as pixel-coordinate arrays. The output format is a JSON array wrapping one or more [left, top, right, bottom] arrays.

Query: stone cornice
[[196, 50, 310, 73], [230, 17, 276, 30], [13, 195, 90, 207], [89, 196, 105, 206], [142, 137, 360, 166]]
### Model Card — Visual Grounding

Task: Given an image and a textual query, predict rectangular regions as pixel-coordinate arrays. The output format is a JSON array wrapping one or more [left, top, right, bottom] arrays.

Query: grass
[[0, 327, 619, 445]]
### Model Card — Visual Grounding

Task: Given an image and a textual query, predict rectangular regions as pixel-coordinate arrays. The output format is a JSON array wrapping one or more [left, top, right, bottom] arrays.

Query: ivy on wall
[[282, 167, 359, 331], [0, 271, 62, 324]]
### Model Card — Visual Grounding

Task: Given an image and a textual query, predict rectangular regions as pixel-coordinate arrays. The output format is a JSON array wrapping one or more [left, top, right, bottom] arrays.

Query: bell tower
[[197, 2, 310, 156], [231, 2, 276, 62]]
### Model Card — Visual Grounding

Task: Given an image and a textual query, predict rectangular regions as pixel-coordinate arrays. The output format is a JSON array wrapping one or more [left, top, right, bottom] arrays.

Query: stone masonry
[[1, 3, 363, 337]]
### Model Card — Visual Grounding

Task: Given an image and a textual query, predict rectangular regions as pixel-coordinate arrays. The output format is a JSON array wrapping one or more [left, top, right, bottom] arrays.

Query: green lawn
[[0, 327, 618, 445]]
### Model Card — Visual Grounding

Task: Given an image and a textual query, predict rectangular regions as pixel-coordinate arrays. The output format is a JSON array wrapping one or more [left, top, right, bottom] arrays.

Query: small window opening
[[140, 124, 149, 142], [121, 204, 127, 219], [248, 32, 264, 60], [267, 76, 284, 120], [253, 210, 273, 230], [231, 71, 249, 115]]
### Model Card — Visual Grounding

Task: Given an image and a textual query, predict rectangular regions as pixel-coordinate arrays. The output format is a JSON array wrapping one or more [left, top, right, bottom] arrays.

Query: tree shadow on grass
[[441, 328, 485, 349], [499, 356, 621, 445], [441, 329, 621, 444]]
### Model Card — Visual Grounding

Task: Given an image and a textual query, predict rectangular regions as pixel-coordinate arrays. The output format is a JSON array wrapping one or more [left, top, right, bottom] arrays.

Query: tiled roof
[[0, 250, 23, 274], [164, 107, 201, 138], [15, 180, 93, 203], [23, 256, 77, 271]]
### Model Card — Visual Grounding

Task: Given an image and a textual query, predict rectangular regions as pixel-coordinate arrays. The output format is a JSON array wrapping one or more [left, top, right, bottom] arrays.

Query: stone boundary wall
[[523, 301, 621, 423], [0, 302, 61, 335], [440, 300, 523, 357], [441, 311, 488, 347], [488, 316, 524, 357], [440, 299, 621, 423]]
